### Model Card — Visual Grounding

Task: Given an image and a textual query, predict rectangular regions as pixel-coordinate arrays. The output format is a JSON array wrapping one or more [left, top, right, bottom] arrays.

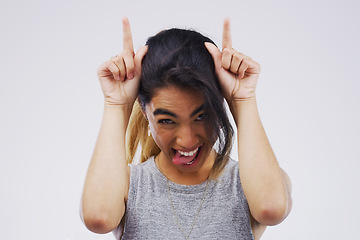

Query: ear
[[137, 97, 148, 120]]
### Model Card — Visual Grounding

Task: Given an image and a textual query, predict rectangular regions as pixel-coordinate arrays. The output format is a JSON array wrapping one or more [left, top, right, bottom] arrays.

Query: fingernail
[[128, 73, 134, 79]]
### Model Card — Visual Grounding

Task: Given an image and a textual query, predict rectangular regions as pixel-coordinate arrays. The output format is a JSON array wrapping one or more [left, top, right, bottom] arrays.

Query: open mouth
[[172, 146, 202, 166], [184, 147, 201, 165]]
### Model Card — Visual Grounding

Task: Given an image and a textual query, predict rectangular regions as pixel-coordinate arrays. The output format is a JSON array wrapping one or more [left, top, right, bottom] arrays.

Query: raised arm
[[81, 18, 147, 234], [205, 19, 292, 227]]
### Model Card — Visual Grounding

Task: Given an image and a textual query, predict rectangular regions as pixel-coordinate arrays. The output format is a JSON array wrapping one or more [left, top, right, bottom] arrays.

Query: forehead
[[147, 86, 204, 115]]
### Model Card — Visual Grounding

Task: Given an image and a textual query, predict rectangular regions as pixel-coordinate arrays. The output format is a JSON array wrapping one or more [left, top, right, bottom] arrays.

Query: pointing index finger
[[122, 17, 134, 52], [222, 18, 232, 50]]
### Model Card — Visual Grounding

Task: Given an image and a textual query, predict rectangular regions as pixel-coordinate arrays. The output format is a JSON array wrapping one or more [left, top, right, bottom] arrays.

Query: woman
[[81, 17, 292, 240]]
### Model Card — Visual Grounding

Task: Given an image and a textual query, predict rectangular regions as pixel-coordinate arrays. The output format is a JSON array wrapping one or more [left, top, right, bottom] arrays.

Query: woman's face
[[145, 86, 215, 174]]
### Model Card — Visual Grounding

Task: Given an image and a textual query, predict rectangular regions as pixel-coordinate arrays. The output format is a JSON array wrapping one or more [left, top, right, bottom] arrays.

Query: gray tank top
[[115, 156, 254, 239]]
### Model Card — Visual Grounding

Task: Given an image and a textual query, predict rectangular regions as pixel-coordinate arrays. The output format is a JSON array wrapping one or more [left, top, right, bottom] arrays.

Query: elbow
[[254, 169, 293, 225], [80, 195, 125, 234], [81, 208, 121, 234], [257, 205, 286, 226], [253, 197, 291, 226], [82, 212, 117, 234]]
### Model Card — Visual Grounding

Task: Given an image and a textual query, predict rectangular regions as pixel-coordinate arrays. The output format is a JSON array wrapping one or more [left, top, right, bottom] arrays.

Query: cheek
[[203, 123, 217, 143], [150, 126, 174, 149], [197, 124, 210, 140]]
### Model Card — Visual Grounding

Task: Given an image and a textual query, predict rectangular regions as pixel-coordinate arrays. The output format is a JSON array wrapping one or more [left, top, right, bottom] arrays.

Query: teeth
[[178, 147, 199, 157], [186, 158, 196, 165]]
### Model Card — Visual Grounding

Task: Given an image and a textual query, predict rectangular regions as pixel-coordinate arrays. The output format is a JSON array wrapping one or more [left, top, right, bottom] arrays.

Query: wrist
[[103, 102, 134, 122], [228, 97, 258, 125], [103, 95, 136, 111], [104, 102, 133, 110]]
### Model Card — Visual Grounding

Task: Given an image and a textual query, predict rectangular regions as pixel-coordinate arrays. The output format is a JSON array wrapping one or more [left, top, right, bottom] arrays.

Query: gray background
[[1, 0, 359, 239]]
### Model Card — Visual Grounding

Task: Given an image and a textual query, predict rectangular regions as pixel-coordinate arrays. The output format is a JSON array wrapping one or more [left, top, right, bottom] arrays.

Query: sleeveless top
[[114, 156, 254, 240]]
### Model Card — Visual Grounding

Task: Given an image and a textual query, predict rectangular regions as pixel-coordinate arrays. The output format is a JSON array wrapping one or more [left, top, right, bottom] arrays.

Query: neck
[[156, 150, 215, 185]]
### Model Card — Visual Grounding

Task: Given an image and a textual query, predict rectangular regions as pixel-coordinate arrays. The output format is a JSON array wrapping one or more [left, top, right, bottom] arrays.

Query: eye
[[195, 113, 207, 121], [158, 119, 175, 125]]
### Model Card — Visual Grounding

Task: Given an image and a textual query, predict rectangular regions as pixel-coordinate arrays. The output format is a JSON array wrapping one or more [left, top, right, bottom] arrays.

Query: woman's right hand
[[97, 17, 148, 106]]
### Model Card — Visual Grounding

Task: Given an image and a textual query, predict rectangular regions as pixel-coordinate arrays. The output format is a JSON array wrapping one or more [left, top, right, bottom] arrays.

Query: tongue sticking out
[[172, 150, 196, 165]]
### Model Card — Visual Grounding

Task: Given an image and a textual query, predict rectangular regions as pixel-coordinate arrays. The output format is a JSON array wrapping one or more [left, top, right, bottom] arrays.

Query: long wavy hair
[[126, 28, 234, 179]]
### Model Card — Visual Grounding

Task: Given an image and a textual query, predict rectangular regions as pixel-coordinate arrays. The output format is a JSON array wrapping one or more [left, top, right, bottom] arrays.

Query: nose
[[176, 124, 199, 149]]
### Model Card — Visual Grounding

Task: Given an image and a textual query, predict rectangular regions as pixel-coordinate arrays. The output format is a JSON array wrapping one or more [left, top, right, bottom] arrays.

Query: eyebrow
[[153, 109, 177, 118], [153, 105, 205, 118]]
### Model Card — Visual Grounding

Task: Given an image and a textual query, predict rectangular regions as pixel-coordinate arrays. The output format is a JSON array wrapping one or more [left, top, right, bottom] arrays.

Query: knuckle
[[230, 66, 238, 73], [223, 48, 232, 55], [243, 58, 251, 66], [116, 52, 126, 60], [112, 57, 121, 66], [123, 49, 134, 56], [107, 61, 116, 71], [113, 67, 120, 75], [222, 59, 230, 68], [124, 56, 135, 65], [106, 59, 114, 65], [127, 59, 135, 67], [242, 58, 249, 64], [119, 65, 126, 74], [233, 53, 242, 62]]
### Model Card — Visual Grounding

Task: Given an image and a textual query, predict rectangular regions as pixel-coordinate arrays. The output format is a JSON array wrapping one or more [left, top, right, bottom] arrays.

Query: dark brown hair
[[127, 28, 234, 178]]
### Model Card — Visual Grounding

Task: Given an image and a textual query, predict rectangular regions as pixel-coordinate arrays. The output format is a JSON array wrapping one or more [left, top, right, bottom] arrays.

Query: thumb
[[205, 42, 222, 74], [134, 45, 148, 77]]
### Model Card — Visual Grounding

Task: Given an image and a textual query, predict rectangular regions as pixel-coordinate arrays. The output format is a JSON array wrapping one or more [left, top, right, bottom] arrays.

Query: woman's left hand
[[205, 19, 261, 103]]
